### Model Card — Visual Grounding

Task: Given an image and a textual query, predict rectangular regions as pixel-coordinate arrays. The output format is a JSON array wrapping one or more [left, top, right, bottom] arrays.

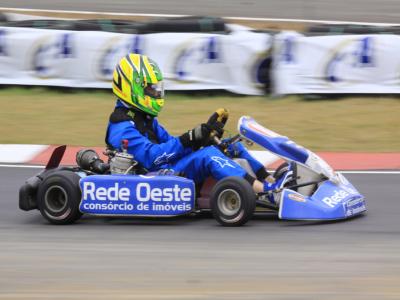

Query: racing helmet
[[112, 53, 165, 116]]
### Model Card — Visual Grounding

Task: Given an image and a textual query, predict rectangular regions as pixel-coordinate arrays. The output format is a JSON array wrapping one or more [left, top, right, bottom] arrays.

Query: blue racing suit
[[105, 101, 268, 184]]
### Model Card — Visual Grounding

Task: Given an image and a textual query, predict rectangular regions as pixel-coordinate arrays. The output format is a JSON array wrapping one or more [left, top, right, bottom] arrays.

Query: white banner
[[0, 26, 271, 95], [273, 31, 400, 94]]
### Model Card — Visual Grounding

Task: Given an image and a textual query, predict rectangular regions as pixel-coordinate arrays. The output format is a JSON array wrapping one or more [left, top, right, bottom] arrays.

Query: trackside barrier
[[0, 26, 272, 95], [2, 12, 400, 95], [273, 31, 400, 95]]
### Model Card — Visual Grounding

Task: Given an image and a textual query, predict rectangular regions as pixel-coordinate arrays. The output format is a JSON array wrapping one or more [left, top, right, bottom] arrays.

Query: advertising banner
[[0, 26, 271, 95], [273, 31, 400, 94]]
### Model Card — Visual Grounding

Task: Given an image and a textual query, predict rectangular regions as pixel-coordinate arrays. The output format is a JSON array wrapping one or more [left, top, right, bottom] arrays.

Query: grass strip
[[0, 87, 398, 151]]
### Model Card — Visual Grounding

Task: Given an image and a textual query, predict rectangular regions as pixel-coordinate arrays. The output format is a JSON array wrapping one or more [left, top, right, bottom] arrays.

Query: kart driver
[[105, 53, 288, 204]]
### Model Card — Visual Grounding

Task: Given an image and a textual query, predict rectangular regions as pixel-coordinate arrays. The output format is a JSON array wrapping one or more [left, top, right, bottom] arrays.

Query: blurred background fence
[[0, 12, 400, 95]]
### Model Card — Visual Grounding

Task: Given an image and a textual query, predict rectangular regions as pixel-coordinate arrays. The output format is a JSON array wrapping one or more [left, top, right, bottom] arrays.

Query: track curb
[[1, 144, 399, 170]]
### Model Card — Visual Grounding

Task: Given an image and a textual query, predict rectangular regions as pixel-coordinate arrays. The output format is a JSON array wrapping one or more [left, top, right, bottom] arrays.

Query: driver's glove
[[207, 120, 224, 139], [179, 123, 211, 150], [206, 109, 228, 139]]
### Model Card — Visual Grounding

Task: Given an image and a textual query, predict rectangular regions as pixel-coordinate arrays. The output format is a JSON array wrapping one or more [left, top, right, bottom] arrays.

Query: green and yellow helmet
[[112, 53, 165, 116]]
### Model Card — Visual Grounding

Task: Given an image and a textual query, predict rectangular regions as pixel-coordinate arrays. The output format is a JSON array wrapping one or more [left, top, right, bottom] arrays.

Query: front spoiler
[[278, 174, 366, 220]]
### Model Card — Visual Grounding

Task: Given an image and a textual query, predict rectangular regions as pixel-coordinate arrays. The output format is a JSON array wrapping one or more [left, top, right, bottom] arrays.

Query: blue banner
[[79, 175, 195, 216]]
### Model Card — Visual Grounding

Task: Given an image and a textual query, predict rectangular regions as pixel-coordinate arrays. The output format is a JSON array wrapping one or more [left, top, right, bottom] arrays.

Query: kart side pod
[[79, 175, 195, 217]]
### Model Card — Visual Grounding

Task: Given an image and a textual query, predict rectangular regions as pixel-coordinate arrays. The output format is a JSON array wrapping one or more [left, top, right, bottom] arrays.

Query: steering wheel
[[206, 108, 247, 154]]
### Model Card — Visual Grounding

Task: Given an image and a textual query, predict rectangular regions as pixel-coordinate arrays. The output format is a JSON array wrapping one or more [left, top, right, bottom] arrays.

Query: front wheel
[[37, 170, 82, 225], [210, 176, 256, 226]]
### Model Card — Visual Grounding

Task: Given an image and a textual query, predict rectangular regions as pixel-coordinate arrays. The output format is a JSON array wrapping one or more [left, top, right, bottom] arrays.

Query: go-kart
[[19, 115, 366, 226]]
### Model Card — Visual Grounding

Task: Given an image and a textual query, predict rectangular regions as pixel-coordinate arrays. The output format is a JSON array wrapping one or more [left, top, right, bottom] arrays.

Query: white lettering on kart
[[83, 182, 130, 201], [136, 183, 192, 202], [82, 182, 193, 213], [322, 187, 358, 208], [83, 202, 134, 211], [83, 182, 192, 202]]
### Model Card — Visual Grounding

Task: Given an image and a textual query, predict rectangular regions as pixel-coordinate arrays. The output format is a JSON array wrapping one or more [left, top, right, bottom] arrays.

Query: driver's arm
[[108, 121, 210, 170], [153, 118, 175, 143], [108, 124, 189, 170]]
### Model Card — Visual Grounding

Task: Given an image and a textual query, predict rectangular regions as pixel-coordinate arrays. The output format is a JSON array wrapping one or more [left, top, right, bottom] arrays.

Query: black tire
[[210, 176, 256, 227], [37, 170, 82, 225]]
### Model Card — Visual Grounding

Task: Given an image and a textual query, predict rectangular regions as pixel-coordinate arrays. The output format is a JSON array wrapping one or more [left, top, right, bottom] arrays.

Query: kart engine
[[109, 151, 137, 175], [107, 139, 138, 175], [77, 140, 138, 175]]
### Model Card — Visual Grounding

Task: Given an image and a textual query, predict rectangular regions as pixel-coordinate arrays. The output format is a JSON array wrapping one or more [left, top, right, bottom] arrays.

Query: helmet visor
[[144, 81, 164, 99]]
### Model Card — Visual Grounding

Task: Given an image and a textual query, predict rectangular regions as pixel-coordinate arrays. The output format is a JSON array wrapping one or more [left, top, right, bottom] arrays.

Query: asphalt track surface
[[1, 0, 400, 23], [0, 166, 398, 299]]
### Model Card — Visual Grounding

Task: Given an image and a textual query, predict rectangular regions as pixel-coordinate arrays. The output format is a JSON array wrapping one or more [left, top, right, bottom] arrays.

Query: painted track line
[[339, 171, 400, 175], [0, 164, 399, 174], [0, 164, 45, 169], [1, 7, 400, 27]]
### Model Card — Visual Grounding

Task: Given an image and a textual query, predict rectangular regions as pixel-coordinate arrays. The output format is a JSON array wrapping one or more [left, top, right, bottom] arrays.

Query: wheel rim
[[44, 185, 68, 214], [217, 189, 241, 217]]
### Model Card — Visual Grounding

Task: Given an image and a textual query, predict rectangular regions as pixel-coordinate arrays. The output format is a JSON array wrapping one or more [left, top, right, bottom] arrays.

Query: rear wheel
[[37, 171, 82, 225], [210, 176, 256, 226]]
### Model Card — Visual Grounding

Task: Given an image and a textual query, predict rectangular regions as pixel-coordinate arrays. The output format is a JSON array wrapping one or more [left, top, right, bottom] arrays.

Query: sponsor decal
[[211, 156, 235, 168], [154, 152, 175, 166], [248, 122, 280, 138], [346, 198, 364, 207], [287, 193, 306, 202], [344, 198, 366, 217], [83, 202, 134, 211], [80, 179, 193, 215], [322, 188, 358, 208], [83, 182, 130, 201], [136, 183, 191, 202]]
